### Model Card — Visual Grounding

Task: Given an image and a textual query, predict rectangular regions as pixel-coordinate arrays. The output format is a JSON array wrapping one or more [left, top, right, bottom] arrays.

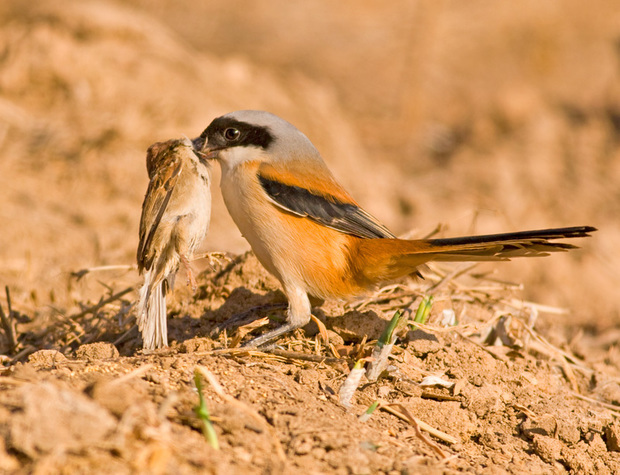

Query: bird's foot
[[180, 254, 197, 291], [192, 251, 232, 269], [241, 322, 300, 348]]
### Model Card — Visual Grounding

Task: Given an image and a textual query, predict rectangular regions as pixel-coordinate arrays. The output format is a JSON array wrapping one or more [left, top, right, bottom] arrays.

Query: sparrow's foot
[[193, 251, 232, 269], [180, 254, 197, 291]]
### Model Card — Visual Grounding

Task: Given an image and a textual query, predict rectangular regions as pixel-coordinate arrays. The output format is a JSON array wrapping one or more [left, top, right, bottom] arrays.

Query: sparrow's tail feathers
[[136, 271, 168, 350]]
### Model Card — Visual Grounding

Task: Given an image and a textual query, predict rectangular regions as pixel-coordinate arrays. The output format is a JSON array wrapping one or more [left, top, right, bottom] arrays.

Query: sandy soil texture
[[2, 254, 620, 474], [1, 1, 619, 473]]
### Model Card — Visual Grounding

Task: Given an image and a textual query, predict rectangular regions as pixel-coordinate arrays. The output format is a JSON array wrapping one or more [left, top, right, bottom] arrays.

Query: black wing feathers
[[258, 172, 596, 249], [258, 175, 395, 239]]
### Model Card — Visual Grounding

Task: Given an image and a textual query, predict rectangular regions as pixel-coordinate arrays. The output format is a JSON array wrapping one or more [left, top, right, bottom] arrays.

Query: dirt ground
[[1, 1, 620, 473], [2, 253, 620, 474]]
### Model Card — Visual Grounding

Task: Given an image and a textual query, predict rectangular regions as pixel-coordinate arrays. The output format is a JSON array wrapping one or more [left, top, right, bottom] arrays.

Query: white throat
[[217, 145, 265, 175]]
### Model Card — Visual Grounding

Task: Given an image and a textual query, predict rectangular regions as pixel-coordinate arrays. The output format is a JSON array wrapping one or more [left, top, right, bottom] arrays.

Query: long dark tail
[[354, 226, 596, 284], [424, 225, 597, 259]]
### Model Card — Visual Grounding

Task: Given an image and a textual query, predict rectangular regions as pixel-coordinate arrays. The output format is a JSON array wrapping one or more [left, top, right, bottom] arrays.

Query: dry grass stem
[[195, 365, 286, 461], [71, 265, 136, 280], [109, 364, 154, 386], [381, 403, 457, 448], [0, 286, 18, 353], [71, 286, 134, 321]]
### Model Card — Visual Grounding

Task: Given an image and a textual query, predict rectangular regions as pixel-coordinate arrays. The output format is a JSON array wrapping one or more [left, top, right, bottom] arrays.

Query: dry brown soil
[[1, 1, 620, 473]]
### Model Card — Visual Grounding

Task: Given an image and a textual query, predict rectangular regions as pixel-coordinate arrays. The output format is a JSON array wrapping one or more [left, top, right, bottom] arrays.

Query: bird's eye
[[224, 128, 241, 142]]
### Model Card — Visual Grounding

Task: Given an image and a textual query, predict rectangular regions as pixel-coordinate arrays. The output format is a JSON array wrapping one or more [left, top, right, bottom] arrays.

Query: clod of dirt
[[85, 376, 149, 418], [177, 337, 216, 353], [7, 363, 40, 382], [27, 349, 68, 367], [558, 422, 582, 446], [75, 342, 120, 360], [531, 434, 563, 464], [521, 414, 559, 438], [325, 329, 345, 347], [605, 421, 620, 452], [328, 310, 388, 342], [9, 382, 116, 457], [598, 382, 620, 406], [406, 329, 443, 357], [0, 438, 19, 473]]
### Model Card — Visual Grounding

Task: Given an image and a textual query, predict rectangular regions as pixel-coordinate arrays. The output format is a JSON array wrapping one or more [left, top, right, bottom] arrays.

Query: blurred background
[[0, 0, 618, 339]]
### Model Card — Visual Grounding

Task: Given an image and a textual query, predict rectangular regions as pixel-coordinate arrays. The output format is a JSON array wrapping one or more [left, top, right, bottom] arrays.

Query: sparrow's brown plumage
[[194, 110, 596, 347], [137, 138, 211, 349]]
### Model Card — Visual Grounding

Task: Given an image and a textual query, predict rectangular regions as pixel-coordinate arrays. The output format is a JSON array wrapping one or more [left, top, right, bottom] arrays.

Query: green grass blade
[[193, 369, 220, 450]]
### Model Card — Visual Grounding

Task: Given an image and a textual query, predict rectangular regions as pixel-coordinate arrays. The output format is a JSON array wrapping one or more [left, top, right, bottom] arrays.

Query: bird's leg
[[242, 284, 311, 348], [180, 254, 197, 291], [192, 251, 233, 269]]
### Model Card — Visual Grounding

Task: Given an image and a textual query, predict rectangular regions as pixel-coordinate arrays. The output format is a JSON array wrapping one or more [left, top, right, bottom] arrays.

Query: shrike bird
[[137, 138, 211, 349], [193, 110, 595, 347]]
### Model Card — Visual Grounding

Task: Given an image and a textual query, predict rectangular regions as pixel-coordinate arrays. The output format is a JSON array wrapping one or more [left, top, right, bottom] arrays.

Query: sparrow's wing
[[257, 164, 395, 239], [137, 153, 183, 271]]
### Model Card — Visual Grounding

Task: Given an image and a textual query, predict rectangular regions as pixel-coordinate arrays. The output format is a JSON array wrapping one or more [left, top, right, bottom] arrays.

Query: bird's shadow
[[169, 287, 288, 345]]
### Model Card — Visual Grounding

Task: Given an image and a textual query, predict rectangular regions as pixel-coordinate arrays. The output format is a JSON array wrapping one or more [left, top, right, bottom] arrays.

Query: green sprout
[[412, 295, 434, 330], [359, 401, 380, 422], [193, 369, 219, 450], [377, 309, 409, 348]]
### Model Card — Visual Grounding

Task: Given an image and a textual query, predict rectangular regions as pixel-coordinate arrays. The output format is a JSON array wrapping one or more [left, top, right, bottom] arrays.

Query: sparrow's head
[[192, 110, 323, 171], [146, 137, 206, 179]]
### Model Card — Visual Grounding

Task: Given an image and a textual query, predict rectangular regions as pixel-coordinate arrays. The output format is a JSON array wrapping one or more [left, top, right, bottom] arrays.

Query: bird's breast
[[219, 161, 367, 299]]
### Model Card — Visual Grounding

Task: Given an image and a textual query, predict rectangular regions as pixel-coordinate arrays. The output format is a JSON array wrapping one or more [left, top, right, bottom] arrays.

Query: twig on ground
[[426, 263, 478, 294], [71, 286, 134, 321], [0, 376, 27, 385], [230, 317, 271, 348], [210, 303, 288, 338], [456, 331, 509, 362], [310, 314, 329, 345], [113, 325, 138, 346], [420, 223, 445, 239], [571, 391, 620, 416], [10, 344, 36, 363], [381, 404, 459, 448], [506, 299, 569, 315], [349, 283, 411, 311], [518, 321, 593, 374], [260, 348, 342, 366], [109, 364, 154, 386], [0, 286, 18, 353], [71, 265, 136, 280]]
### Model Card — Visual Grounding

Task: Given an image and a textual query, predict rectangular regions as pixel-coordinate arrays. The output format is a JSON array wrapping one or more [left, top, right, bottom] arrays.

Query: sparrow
[[192, 110, 596, 347], [136, 137, 211, 349]]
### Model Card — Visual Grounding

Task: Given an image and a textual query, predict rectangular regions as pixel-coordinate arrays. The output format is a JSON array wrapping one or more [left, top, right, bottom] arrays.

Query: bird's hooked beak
[[191, 136, 223, 160]]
